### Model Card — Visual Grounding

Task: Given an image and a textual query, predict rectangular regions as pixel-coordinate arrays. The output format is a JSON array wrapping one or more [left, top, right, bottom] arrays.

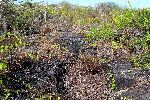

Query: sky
[[15, 0, 150, 9]]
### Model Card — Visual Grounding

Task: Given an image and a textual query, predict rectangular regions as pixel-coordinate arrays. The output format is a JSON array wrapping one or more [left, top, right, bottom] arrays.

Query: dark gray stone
[[56, 33, 85, 56], [115, 76, 135, 90], [108, 60, 150, 100]]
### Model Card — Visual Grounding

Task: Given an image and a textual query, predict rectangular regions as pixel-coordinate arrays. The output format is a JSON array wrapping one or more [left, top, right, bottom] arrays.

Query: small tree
[[0, 0, 16, 34]]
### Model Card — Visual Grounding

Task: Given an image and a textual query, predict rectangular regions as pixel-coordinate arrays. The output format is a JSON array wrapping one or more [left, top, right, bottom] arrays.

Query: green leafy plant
[[129, 56, 141, 67], [0, 32, 26, 53], [107, 64, 116, 91], [112, 40, 123, 50], [35, 92, 61, 100], [86, 23, 114, 41], [4, 89, 11, 100], [120, 96, 132, 100], [26, 52, 39, 61], [113, 8, 136, 30], [0, 63, 7, 71], [133, 9, 150, 33]]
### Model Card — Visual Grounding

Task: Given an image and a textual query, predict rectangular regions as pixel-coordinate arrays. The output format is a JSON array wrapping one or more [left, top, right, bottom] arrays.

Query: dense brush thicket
[[0, 0, 150, 99]]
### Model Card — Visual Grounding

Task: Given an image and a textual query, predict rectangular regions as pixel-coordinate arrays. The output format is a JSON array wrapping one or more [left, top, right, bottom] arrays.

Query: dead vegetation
[[0, 1, 150, 99]]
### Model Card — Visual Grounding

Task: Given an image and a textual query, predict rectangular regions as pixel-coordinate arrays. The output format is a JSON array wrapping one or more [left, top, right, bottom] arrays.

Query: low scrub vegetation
[[0, 0, 150, 99]]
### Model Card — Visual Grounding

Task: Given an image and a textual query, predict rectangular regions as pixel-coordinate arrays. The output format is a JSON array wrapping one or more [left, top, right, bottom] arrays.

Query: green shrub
[[113, 8, 136, 30], [0, 32, 26, 53], [133, 9, 150, 33], [0, 63, 7, 70], [86, 23, 115, 41]]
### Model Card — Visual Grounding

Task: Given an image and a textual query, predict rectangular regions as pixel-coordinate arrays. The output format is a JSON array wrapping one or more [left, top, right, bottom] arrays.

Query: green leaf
[[146, 34, 150, 41], [0, 49, 4, 53], [0, 80, 2, 85], [0, 63, 7, 70], [143, 63, 150, 69], [5, 93, 10, 100], [112, 41, 118, 50], [35, 98, 40, 100]]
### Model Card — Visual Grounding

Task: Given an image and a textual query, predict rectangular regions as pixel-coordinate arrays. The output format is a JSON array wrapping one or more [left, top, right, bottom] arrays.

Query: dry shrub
[[96, 40, 131, 61], [113, 46, 131, 60], [79, 54, 103, 74], [96, 40, 114, 60], [39, 17, 72, 35], [63, 53, 110, 100]]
